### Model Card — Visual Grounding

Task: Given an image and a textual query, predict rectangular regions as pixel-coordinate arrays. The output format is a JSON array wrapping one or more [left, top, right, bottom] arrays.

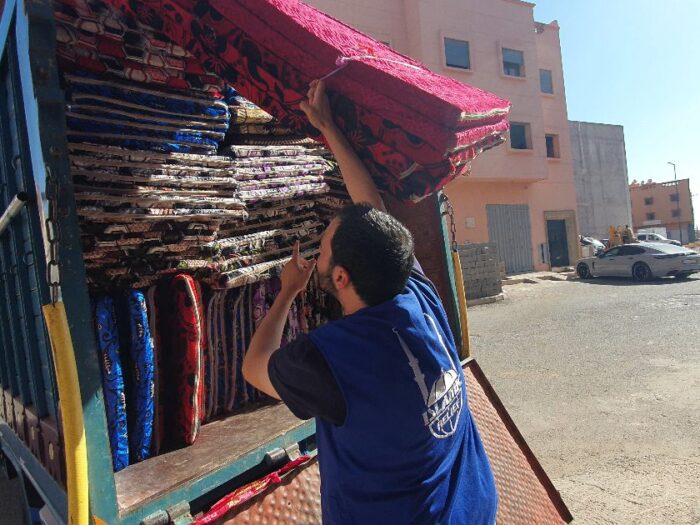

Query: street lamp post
[[667, 162, 683, 244]]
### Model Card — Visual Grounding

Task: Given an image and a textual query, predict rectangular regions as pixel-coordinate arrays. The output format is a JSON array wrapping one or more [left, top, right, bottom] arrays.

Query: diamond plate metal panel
[[465, 360, 572, 524], [220, 458, 322, 524], [218, 361, 571, 524]]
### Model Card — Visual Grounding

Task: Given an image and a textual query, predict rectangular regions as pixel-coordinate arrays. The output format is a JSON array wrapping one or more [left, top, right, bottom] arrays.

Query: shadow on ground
[[572, 276, 698, 287]]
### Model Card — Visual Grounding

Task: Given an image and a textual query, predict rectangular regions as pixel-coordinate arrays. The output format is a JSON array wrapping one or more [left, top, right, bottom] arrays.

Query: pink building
[[629, 179, 696, 243], [305, 0, 580, 272]]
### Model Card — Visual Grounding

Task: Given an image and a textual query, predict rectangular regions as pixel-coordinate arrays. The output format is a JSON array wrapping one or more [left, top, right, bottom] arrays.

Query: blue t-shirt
[[269, 268, 497, 524]]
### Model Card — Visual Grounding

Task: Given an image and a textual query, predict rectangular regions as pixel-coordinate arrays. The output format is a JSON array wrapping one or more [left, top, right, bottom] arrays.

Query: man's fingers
[[316, 79, 326, 98], [292, 240, 300, 263], [304, 259, 317, 277]]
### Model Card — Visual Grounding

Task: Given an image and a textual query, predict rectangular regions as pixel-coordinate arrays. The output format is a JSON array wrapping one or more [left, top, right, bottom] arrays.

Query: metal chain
[[44, 166, 61, 304], [439, 193, 458, 252]]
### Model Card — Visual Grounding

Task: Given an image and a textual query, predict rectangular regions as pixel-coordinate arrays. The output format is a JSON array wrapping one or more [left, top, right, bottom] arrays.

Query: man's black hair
[[330, 203, 415, 306]]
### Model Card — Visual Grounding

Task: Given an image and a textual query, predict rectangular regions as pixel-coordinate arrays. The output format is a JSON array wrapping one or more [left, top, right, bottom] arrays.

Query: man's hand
[[281, 241, 316, 297], [243, 241, 314, 399], [300, 79, 335, 133], [301, 79, 386, 211]]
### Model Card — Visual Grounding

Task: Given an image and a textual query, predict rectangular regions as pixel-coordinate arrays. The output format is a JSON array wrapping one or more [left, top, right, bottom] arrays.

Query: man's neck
[[340, 294, 368, 317]]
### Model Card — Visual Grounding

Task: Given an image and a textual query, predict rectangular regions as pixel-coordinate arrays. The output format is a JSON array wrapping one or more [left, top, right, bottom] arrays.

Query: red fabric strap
[[193, 455, 312, 524]]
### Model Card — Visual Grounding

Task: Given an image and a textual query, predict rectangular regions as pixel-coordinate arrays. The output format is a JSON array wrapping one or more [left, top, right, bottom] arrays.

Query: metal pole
[[667, 162, 683, 244], [0, 192, 28, 236]]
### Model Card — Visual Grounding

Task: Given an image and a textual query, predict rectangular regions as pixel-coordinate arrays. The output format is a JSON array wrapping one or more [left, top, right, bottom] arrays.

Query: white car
[[636, 232, 681, 246], [576, 243, 700, 281]]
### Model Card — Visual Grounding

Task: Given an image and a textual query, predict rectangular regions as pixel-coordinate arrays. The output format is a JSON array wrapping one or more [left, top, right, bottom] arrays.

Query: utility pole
[[667, 162, 683, 244]]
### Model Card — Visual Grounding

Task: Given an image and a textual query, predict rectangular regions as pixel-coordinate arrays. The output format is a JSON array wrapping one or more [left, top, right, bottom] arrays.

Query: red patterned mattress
[[103, 0, 511, 201]]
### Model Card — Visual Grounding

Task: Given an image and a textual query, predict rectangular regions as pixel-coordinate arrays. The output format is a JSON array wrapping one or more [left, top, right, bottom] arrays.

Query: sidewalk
[[502, 269, 576, 285], [466, 269, 575, 307]]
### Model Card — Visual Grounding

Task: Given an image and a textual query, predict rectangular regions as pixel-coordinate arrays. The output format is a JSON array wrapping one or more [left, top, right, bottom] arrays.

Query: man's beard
[[318, 265, 338, 299], [318, 264, 344, 317]]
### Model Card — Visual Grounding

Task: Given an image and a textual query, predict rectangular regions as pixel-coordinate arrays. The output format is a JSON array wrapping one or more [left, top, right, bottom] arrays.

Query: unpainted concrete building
[[569, 121, 632, 240]]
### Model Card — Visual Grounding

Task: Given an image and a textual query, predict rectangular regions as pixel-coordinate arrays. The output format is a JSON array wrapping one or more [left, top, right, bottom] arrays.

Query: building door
[[486, 204, 534, 274], [547, 219, 570, 267]]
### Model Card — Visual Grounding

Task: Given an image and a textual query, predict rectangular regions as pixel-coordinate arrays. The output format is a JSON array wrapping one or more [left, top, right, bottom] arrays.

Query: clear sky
[[532, 0, 699, 228]]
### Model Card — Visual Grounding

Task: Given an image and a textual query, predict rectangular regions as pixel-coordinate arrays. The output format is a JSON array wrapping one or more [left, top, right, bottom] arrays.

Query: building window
[[510, 122, 532, 149], [670, 193, 679, 202], [540, 69, 553, 93], [545, 134, 560, 158], [644, 197, 654, 205], [646, 212, 656, 221], [444, 38, 471, 70], [502, 48, 525, 77], [672, 208, 681, 217]]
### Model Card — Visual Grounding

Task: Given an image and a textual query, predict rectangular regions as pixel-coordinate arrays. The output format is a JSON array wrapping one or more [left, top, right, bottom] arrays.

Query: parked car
[[576, 243, 700, 281], [636, 232, 681, 246], [579, 235, 605, 255]]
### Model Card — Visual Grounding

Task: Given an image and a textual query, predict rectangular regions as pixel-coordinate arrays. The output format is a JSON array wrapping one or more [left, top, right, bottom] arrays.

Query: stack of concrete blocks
[[458, 243, 504, 300]]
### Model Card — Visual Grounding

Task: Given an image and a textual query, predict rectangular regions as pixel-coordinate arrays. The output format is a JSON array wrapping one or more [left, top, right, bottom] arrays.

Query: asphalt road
[[469, 275, 700, 525]]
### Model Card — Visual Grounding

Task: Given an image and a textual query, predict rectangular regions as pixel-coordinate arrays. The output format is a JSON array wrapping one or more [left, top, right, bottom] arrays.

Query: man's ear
[[332, 265, 352, 290]]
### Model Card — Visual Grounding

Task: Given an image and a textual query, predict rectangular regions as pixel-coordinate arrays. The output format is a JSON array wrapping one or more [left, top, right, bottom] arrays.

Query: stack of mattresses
[[63, 75, 229, 154], [70, 144, 247, 289], [51, 0, 354, 473], [106, 0, 511, 203], [226, 145, 330, 205], [54, 0, 224, 97], [224, 87, 323, 147], [55, 0, 230, 153]]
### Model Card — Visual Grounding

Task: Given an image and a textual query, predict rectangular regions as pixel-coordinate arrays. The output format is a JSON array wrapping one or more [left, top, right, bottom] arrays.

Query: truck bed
[[115, 402, 305, 514]]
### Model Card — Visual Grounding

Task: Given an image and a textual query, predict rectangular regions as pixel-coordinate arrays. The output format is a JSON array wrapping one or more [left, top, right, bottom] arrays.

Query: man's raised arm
[[300, 80, 386, 211]]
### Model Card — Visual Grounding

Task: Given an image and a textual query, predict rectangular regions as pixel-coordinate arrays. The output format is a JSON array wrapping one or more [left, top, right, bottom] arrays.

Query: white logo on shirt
[[394, 315, 463, 439]]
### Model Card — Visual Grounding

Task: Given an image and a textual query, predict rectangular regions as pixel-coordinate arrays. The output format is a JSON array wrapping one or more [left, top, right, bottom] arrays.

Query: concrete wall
[[457, 243, 505, 300], [569, 121, 632, 240]]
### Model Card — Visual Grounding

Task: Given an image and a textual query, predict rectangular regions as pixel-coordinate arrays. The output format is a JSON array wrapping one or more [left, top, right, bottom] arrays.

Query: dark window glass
[[619, 246, 645, 255], [644, 197, 653, 205], [672, 208, 681, 217], [605, 248, 621, 257], [545, 134, 559, 158], [540, 69, 553, 93], [503, 48, 525, 76], [670, 193, 679, 202], [444, 38, 471, 69], [510, 123, 530, 149], [646, 212, 656, 220]]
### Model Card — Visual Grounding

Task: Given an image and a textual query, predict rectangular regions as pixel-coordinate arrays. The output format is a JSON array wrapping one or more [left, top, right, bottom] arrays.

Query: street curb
[[537, 274, 568, 282], [467, 293, 505, 307], [502, 277, 538, 286]]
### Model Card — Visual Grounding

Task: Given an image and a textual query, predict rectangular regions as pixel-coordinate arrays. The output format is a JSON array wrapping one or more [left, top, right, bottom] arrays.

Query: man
[[242, 80, 498, 524]]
